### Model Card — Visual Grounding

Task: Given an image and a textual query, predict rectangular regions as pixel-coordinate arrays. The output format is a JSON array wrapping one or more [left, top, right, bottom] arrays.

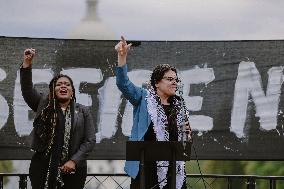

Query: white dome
[[66, 0, 117, 40], [67, 20, 117, 40]]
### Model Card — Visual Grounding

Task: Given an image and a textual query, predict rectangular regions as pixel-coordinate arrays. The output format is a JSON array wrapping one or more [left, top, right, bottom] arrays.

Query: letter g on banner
[[13, 69, 54, 136]]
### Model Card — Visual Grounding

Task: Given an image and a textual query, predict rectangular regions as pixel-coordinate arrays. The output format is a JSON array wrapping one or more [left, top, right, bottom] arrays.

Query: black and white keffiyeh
[[146, 87, 186, 189], [44, 104, 72, 189]]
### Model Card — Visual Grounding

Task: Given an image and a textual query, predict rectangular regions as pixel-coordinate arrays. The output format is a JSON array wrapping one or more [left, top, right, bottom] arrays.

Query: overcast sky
[[0, 0, 284, 40]]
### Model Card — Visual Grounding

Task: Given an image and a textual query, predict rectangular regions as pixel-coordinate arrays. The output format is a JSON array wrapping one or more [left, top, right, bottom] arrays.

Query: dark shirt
[[131, 104, 182, 189], [144, 104, 178, 141]]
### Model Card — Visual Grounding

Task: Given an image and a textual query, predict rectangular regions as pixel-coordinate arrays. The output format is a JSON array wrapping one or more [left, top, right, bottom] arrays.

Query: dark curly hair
[[48, 74, 76, 101], [38, 74, 76, 154], [150, 64, 177, 91]]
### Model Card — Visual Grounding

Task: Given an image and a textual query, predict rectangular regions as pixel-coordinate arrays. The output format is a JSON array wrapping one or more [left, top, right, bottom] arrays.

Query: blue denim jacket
[[116, 64, 151, 178]]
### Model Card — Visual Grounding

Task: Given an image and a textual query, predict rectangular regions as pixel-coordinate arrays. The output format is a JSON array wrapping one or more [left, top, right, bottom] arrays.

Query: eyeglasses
[[162, 76, 180, 83]]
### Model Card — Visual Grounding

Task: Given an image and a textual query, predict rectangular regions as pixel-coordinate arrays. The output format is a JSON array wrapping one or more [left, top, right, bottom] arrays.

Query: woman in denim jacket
[[115, 37, 191, 189]]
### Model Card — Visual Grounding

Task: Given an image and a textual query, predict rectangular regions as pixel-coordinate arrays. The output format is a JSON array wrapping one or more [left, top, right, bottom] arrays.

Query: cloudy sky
[[0, 0, 284, 40]]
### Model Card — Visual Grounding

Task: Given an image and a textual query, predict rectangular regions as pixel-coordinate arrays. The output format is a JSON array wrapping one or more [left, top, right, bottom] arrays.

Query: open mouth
[[59, 89, 68, 95]]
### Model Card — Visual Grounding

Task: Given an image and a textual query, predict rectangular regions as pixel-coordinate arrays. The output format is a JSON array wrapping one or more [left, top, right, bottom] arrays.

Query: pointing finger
[[121, 36, 128, 46], [121, 36, 125, 43]]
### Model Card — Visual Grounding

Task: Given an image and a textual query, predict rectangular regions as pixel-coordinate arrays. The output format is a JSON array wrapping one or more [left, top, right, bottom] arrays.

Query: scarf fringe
[[146, 88, 185, 189]]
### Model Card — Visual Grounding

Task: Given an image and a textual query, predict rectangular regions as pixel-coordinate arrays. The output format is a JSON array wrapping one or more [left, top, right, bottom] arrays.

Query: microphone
[[176, 82, 188, 150], [177, 83, 184, 96], [127, 41, 141, 47]]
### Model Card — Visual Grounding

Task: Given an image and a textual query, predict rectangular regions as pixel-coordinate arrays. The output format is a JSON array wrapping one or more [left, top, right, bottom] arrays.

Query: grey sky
[[0, 0, 284, 40]]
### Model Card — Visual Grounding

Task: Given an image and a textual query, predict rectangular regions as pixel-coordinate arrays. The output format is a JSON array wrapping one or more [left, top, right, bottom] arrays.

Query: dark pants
[[29, 152, 87, 189], [130, 162, 187, 189]]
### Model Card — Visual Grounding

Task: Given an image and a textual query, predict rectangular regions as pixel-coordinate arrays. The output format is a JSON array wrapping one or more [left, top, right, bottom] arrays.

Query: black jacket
[[20, 67, 96, 167]]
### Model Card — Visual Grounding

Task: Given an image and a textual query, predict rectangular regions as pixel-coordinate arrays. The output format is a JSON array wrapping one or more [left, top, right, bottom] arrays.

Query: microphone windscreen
[[128, 41, 141, 47]]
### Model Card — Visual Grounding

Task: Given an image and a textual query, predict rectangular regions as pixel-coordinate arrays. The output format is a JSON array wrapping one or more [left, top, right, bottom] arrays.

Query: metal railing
[[1, 173, 284, 189]]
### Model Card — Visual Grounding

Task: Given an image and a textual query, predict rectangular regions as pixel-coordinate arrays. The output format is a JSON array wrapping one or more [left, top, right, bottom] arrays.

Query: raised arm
[[20, 48, 41, 111], [115, 36, 143, 106]]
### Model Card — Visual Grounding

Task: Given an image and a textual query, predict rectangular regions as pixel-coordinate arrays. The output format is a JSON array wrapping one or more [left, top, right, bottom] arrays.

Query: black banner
[[1, 37, 284, 160]]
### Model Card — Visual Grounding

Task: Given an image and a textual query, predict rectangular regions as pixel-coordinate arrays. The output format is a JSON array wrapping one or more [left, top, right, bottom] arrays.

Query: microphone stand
[[177, 83, 189, 152]]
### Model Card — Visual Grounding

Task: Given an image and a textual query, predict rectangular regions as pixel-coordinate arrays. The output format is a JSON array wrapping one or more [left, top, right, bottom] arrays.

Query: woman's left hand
[[59, 160, 76, 174]]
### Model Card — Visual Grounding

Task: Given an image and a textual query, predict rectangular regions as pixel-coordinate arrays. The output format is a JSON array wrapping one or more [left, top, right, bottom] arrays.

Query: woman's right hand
[[115, 36, 132, 67], [22, 48, 36, 68]]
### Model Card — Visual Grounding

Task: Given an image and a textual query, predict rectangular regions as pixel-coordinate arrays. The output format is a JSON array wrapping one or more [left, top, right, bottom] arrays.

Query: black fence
[[1, 173, 284, 189]]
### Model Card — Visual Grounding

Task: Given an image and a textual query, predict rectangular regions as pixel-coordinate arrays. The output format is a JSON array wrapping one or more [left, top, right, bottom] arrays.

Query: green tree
[[187, 160, 247, 189], [242, 161, 284, 188], [186, 160, 284, 189], [0, 160, 13, 185]]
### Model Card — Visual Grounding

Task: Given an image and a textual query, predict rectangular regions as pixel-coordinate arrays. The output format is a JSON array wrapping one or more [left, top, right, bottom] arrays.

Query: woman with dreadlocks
[[20, 48, 96, 189], [115, 36, 192, 189]]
